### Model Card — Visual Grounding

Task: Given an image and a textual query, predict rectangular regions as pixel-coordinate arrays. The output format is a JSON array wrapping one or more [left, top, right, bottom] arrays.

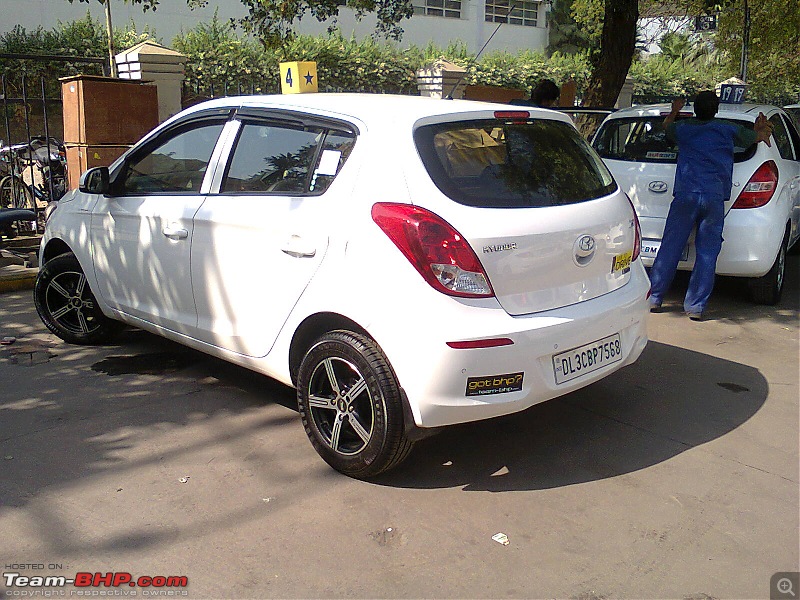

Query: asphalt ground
[[0, 256, 798, 599]]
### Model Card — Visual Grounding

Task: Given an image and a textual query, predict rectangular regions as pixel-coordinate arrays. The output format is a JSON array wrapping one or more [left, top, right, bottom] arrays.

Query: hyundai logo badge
[[648, 180, 669, 193], [574, 234, 596, 266]]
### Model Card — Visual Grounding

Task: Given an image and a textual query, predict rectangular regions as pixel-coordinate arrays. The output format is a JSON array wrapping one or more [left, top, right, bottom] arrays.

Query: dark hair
[[531, 79, 560, 107], [694, 90, 720, 120]]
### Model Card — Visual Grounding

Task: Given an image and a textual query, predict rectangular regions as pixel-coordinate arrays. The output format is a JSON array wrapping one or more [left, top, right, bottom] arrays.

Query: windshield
[[415, 118, 616, 208], [593, 116, 757, 164]]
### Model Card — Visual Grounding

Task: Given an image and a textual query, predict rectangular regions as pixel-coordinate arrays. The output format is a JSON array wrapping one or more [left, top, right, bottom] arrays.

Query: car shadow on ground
[[376, 340, 768, 490]]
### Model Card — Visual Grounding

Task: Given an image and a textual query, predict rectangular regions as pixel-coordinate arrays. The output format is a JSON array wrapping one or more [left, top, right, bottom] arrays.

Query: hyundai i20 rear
[[36, 94, 649, 478]]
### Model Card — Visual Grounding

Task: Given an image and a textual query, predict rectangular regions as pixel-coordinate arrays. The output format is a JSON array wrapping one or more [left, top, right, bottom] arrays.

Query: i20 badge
[[648, 180, 669, 193]]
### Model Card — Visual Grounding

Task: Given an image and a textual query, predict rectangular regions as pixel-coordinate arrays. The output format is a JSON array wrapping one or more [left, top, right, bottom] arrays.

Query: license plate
[[641, 239, 689, 261], [552, 333, 622, 385]]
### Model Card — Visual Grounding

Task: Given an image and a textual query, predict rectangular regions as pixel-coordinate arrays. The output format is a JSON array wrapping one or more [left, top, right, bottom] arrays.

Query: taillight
[[625, 194, 642, 261], [371, 203, 494, 298], [732, 161, 778, 209]]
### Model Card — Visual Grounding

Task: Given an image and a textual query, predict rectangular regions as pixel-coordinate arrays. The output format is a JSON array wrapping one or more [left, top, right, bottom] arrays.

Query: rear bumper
[[638, 212, 784, 278], [389, 262, 650, 428]]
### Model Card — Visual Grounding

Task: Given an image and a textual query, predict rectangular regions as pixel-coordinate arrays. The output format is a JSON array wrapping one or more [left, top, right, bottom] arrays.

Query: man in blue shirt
[[648, 91, 774, 320]]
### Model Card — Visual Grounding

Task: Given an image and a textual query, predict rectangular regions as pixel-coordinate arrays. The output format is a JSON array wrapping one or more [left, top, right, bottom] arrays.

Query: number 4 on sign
[[279, 61, 319, 94]]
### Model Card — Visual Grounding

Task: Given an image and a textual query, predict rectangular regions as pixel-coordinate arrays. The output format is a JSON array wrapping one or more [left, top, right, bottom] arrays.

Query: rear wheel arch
[[289, 312, 370, 385]]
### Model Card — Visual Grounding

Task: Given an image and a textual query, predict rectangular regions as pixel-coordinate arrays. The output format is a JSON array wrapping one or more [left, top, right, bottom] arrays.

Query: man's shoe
[[649, 302, 663, 313], [686, 311, 703, 321]]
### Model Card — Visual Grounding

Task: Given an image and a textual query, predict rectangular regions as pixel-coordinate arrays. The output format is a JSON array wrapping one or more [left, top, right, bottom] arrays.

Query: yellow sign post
[[279, 61, 319, 94]]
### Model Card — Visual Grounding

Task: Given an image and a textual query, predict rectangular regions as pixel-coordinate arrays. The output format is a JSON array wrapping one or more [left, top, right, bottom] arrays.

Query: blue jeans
[[649, 194, 724, 314]]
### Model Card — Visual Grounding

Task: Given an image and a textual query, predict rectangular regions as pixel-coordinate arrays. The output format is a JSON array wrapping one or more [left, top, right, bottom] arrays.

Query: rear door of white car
[[190, 109, 357, 357]]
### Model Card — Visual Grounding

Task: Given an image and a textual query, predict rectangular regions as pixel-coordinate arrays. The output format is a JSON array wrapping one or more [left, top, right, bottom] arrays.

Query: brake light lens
[[625, 194, 642, 261], [371, 203, 494, 298], [732, 161, 778, 209], [494, 110, 530, 120]]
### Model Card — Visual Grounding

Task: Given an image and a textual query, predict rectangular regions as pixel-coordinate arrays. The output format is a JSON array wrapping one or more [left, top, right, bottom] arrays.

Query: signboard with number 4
[[279, 61, 319, 94]]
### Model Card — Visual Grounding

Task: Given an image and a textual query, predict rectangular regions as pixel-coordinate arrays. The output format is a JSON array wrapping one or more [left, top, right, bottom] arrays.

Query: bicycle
[[0, 137, 68, 233]]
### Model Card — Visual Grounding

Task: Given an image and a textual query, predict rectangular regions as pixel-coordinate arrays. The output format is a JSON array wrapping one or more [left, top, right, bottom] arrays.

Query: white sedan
[[35, 94, 649, 478], [593, 103, 800, 305]]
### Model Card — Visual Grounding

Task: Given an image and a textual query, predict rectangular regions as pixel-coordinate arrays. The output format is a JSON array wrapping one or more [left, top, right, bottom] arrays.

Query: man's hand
[[664, 97, 686, 126], [754, 112, 774, 147]]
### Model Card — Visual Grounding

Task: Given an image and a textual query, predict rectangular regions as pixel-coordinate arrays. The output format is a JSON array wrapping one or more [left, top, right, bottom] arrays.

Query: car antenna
[[444, 1, 519, 100]]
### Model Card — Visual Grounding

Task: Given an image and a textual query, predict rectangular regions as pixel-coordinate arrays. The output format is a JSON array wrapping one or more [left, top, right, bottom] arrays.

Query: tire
[[748, 231, 788, 305], [34, 252, 122, 345], [0, 176, 36, 233], [296, 330, 414, 478]]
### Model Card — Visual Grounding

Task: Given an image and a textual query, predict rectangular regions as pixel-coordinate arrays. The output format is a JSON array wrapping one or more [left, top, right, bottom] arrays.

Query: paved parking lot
[[1, 258, 798, 599]]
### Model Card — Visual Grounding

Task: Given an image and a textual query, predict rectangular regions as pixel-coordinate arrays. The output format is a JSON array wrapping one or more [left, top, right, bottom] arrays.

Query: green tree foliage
[[0, 13, 155, 94], [715, 0, 800, 104], [547, 0, 593, 55]]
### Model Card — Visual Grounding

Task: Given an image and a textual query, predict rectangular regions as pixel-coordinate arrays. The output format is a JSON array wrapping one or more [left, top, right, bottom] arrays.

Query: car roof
[[606, 102, 783, 122], [175, 93, 573, 129]]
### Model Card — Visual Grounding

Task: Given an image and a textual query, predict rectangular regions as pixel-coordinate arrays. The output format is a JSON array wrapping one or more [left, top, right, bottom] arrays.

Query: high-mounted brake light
[[625, 194, 642, 261], [494, 111, 530, 120], [732, 161, 778, 209], [371, 203, 494, 298]]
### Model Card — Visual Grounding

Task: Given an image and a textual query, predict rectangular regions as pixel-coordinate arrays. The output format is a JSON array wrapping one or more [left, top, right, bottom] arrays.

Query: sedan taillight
[[371, 203, 494, 298], [732, 161, 778, 209]]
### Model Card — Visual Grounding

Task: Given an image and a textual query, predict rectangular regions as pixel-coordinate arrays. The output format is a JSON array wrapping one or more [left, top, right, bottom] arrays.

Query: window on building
[[414, 0, 462, 19], [485, 0, 540, 26]]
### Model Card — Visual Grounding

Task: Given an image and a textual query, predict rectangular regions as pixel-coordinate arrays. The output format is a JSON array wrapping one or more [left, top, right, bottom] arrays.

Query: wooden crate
[[66, 145, 130, 190], [61, 75, 159, 145]]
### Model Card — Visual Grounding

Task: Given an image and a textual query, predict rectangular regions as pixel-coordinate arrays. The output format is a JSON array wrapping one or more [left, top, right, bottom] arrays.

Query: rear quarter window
[[414, 118, 616, 208], [593, 116, 757, 164]]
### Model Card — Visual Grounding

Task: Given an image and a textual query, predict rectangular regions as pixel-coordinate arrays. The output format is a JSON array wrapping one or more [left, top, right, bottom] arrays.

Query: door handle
[[162, 226, 188, 240], [281, 235, 316, 258]]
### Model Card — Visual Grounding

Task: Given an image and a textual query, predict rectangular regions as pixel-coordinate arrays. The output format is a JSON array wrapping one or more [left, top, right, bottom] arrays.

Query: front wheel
[[34, 252, 122, 345], [296, 330, 414, 478], [747, 232, 788, 305]]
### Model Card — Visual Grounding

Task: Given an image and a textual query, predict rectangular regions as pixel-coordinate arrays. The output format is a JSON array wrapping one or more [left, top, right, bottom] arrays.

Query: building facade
[[3, 0, 548, 55]]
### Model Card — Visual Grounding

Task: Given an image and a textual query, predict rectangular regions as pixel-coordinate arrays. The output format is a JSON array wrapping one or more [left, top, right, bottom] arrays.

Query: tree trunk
[[582, 0, 639, 107]]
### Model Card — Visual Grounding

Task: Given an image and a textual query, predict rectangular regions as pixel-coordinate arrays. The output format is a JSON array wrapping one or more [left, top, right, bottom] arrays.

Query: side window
[[121, 122, 225, 194], [769, 114, 794, 161], [222, 123, 324, 194], [781, 114, 800, 161], [308, 130, 356, 194]]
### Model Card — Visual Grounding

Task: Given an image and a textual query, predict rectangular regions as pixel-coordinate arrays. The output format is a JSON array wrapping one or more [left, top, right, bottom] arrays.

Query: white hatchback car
[[593, 103, 800, 305], [35, 94, 649, 478]]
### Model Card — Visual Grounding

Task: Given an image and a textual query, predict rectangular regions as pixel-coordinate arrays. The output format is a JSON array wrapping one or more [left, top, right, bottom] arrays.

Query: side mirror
[[79, 167, 110, 195]]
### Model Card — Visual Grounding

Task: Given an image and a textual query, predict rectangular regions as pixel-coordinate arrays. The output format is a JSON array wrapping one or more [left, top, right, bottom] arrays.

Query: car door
[[190, 111, 357, 357], [769, 113, 800, 247], [91, 116, 227, 334]]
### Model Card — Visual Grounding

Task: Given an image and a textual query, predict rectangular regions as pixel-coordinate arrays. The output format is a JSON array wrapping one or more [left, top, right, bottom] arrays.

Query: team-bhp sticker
[[466, 372, 524, 396]]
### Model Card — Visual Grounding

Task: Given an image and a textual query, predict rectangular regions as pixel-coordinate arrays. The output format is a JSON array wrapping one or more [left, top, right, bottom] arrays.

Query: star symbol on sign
[[304, 72, 314, 85]]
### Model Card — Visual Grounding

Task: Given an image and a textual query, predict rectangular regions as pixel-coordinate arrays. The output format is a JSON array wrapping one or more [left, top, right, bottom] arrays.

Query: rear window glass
[[593, 116, 757, 164], [414, 118, 616, 208]]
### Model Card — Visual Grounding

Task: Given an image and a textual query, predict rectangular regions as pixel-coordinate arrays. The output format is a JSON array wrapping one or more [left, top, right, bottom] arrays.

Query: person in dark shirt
[[530, 79, 560, 108], [649, 91, 773, 320]]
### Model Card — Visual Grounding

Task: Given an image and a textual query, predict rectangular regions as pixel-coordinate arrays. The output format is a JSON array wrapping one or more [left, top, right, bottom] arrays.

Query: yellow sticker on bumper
[[612, 251, 632, 273]]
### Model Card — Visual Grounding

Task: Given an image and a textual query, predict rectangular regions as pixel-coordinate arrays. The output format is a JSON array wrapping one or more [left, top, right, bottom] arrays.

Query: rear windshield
[[414, 118, 616, 208], [593, 116, 757, 164]]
